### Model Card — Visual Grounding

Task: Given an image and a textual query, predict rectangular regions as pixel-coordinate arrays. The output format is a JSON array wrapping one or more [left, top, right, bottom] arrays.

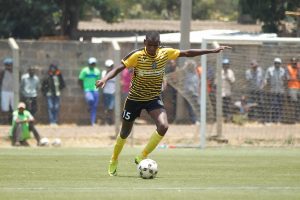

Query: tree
[[0, 0, 121, 39], [0, 0, 59, 39], [239, 0, 300, 33]]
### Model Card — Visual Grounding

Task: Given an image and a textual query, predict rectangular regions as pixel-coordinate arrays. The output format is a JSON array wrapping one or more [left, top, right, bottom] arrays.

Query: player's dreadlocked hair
[[145, 31, 160, 42]]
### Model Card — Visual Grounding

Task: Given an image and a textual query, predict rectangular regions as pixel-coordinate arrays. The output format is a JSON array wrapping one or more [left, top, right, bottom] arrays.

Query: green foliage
[[90, 0, 121, 23], [239, 0, 300, 33], [192, 0, 238, 21], [0, 0, 59, 39], [119, 0, 180, 20], [0, 0, 122, 39]]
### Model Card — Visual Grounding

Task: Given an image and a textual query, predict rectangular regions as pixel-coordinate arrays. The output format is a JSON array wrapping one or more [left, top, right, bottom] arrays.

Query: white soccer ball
[[40, 137, 49, 146], [137, 159, 158, 179], [52, 138, 62, 147]]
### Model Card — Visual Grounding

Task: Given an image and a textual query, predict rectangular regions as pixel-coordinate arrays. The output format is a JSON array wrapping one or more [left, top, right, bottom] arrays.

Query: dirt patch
[[0, 123, 299, 148]]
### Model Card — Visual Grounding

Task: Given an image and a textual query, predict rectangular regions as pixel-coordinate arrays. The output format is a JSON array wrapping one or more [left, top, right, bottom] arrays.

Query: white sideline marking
[[1, 186, 300, 191]]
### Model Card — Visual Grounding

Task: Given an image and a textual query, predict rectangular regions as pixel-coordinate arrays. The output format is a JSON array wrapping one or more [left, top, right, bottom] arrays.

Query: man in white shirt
[[221, 58, 235, 122], [262, 57, 287, 123], [20, 66, 40, 116]]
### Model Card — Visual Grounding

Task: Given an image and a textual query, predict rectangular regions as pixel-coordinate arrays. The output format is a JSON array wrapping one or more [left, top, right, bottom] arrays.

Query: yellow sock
[[141, 131, 163, 158], [111, 136, 126, 161]]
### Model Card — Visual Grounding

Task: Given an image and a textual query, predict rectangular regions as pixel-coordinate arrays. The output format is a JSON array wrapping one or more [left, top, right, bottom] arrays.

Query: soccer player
[[95, 31, 231, 176]]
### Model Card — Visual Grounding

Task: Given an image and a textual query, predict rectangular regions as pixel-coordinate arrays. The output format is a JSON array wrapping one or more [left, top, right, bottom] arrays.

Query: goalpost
[[165, 35, 300, 148], [99, 34, 300, 148], [8, 37, 20, 110]]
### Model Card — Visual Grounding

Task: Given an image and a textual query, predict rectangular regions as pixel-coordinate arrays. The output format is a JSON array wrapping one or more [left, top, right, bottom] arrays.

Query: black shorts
[[122, 97, 165, 122]]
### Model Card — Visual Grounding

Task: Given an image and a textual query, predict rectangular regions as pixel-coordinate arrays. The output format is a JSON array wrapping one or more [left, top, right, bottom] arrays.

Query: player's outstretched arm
[[95, 64, 126, 88], [179, 46, 231, 57]]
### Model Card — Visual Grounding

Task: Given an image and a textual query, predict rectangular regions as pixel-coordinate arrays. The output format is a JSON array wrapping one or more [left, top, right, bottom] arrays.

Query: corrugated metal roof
[[78, 19, 261, 33]]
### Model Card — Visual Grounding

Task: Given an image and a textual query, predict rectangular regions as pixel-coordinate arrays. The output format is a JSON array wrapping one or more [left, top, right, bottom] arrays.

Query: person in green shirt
[[78, 57, 101, 125], [10, 102, 41, 146]]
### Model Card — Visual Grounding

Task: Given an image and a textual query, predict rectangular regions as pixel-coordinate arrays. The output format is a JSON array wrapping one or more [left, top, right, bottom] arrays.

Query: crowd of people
[[166, 56, 300, 125], [0, 56, 132, 146], [1, 52, 299, 147]]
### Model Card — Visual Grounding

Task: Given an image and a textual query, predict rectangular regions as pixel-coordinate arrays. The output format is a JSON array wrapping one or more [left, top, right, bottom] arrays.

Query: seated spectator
[[9, 102, 41, 146], [233, 96, 257, 125]]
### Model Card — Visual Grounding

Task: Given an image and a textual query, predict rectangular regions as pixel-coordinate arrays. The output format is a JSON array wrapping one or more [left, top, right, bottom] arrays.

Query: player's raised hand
[[95, 79, 106, 88]]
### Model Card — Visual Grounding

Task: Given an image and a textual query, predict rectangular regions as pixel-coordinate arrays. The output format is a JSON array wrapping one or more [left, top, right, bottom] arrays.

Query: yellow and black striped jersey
[[122, 47, 180, 101]]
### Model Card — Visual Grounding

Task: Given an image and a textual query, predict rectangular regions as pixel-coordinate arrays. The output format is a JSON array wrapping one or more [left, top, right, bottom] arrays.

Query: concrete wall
[[1, 39, 299, 125]]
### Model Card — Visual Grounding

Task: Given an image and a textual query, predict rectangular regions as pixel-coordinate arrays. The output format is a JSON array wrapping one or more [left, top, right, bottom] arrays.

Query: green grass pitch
[[0, 147, 299, 200]]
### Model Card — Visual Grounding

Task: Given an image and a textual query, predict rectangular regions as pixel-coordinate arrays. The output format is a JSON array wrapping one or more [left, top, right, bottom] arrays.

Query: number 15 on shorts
[[122, 110, 131, 120]]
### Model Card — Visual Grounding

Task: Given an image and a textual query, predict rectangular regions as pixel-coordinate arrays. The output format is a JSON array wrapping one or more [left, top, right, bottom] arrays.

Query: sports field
[[0, 147, 299, 200]]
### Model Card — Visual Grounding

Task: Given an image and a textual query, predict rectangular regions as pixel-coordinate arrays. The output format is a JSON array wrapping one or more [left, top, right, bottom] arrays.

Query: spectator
[[20, 66, 40, 116], [78, 57, 101, 126], [10, 102, 41, 146], [163, 60, 178, 122], [220, 58, 235, 122], [233, 95, 257, 125], [263, 57, 287, 123], [121, 67, 132, 105], [0, 57, 14, 124], [41, 64, 66, 126], [183, 59, 200, 124], [286, 57, 300, 123], [102, 59, 116, 125], [245, 59, 265, 122], [197, 64, 216, 122]]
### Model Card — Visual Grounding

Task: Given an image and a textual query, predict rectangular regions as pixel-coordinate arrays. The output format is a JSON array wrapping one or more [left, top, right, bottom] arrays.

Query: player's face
[[144, 39, 160, 56]]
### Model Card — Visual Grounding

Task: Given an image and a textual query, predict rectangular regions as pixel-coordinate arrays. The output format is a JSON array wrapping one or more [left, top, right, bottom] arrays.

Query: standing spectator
[[197, 64, 216, 122], [78, 57, 101, 126], [0, 57, 14, 124], [10, 102, 41, 146], [263, 58, 287, 123], [103, 59, 116, 125], [41, 64, 66, 126], [121, 67, 132, 105], [20, 66, 40, 117], [245, 59, 265, 122], [286, 57, 300, 123], [183, 59, 200, 124], [163, 60, 178, 122], [221, 58, 235, 122]]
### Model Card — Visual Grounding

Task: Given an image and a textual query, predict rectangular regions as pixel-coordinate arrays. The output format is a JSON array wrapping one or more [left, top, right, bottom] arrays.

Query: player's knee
[[157, 123, 168, 135]]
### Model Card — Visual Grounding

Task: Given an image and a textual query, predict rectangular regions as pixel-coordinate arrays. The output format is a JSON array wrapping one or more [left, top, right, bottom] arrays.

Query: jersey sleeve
[[78, 68, 86, 80], [166, 48, 180, 60], [122, 52, 139, 68]]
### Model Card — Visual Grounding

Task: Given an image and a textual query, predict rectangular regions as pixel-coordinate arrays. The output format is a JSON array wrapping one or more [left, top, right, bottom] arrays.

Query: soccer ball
[[52, 138, 62, 147], [39, 137, 49, 146], [137, 159, 158, 179]]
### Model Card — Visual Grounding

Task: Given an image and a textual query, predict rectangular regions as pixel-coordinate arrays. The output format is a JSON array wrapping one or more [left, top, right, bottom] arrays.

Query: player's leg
[[108, 99, 139, 176], [11, 124, 22, 146], [108, 120, 134, 176], [135, 107, 168, 164], [29, 122, 41, 146]]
